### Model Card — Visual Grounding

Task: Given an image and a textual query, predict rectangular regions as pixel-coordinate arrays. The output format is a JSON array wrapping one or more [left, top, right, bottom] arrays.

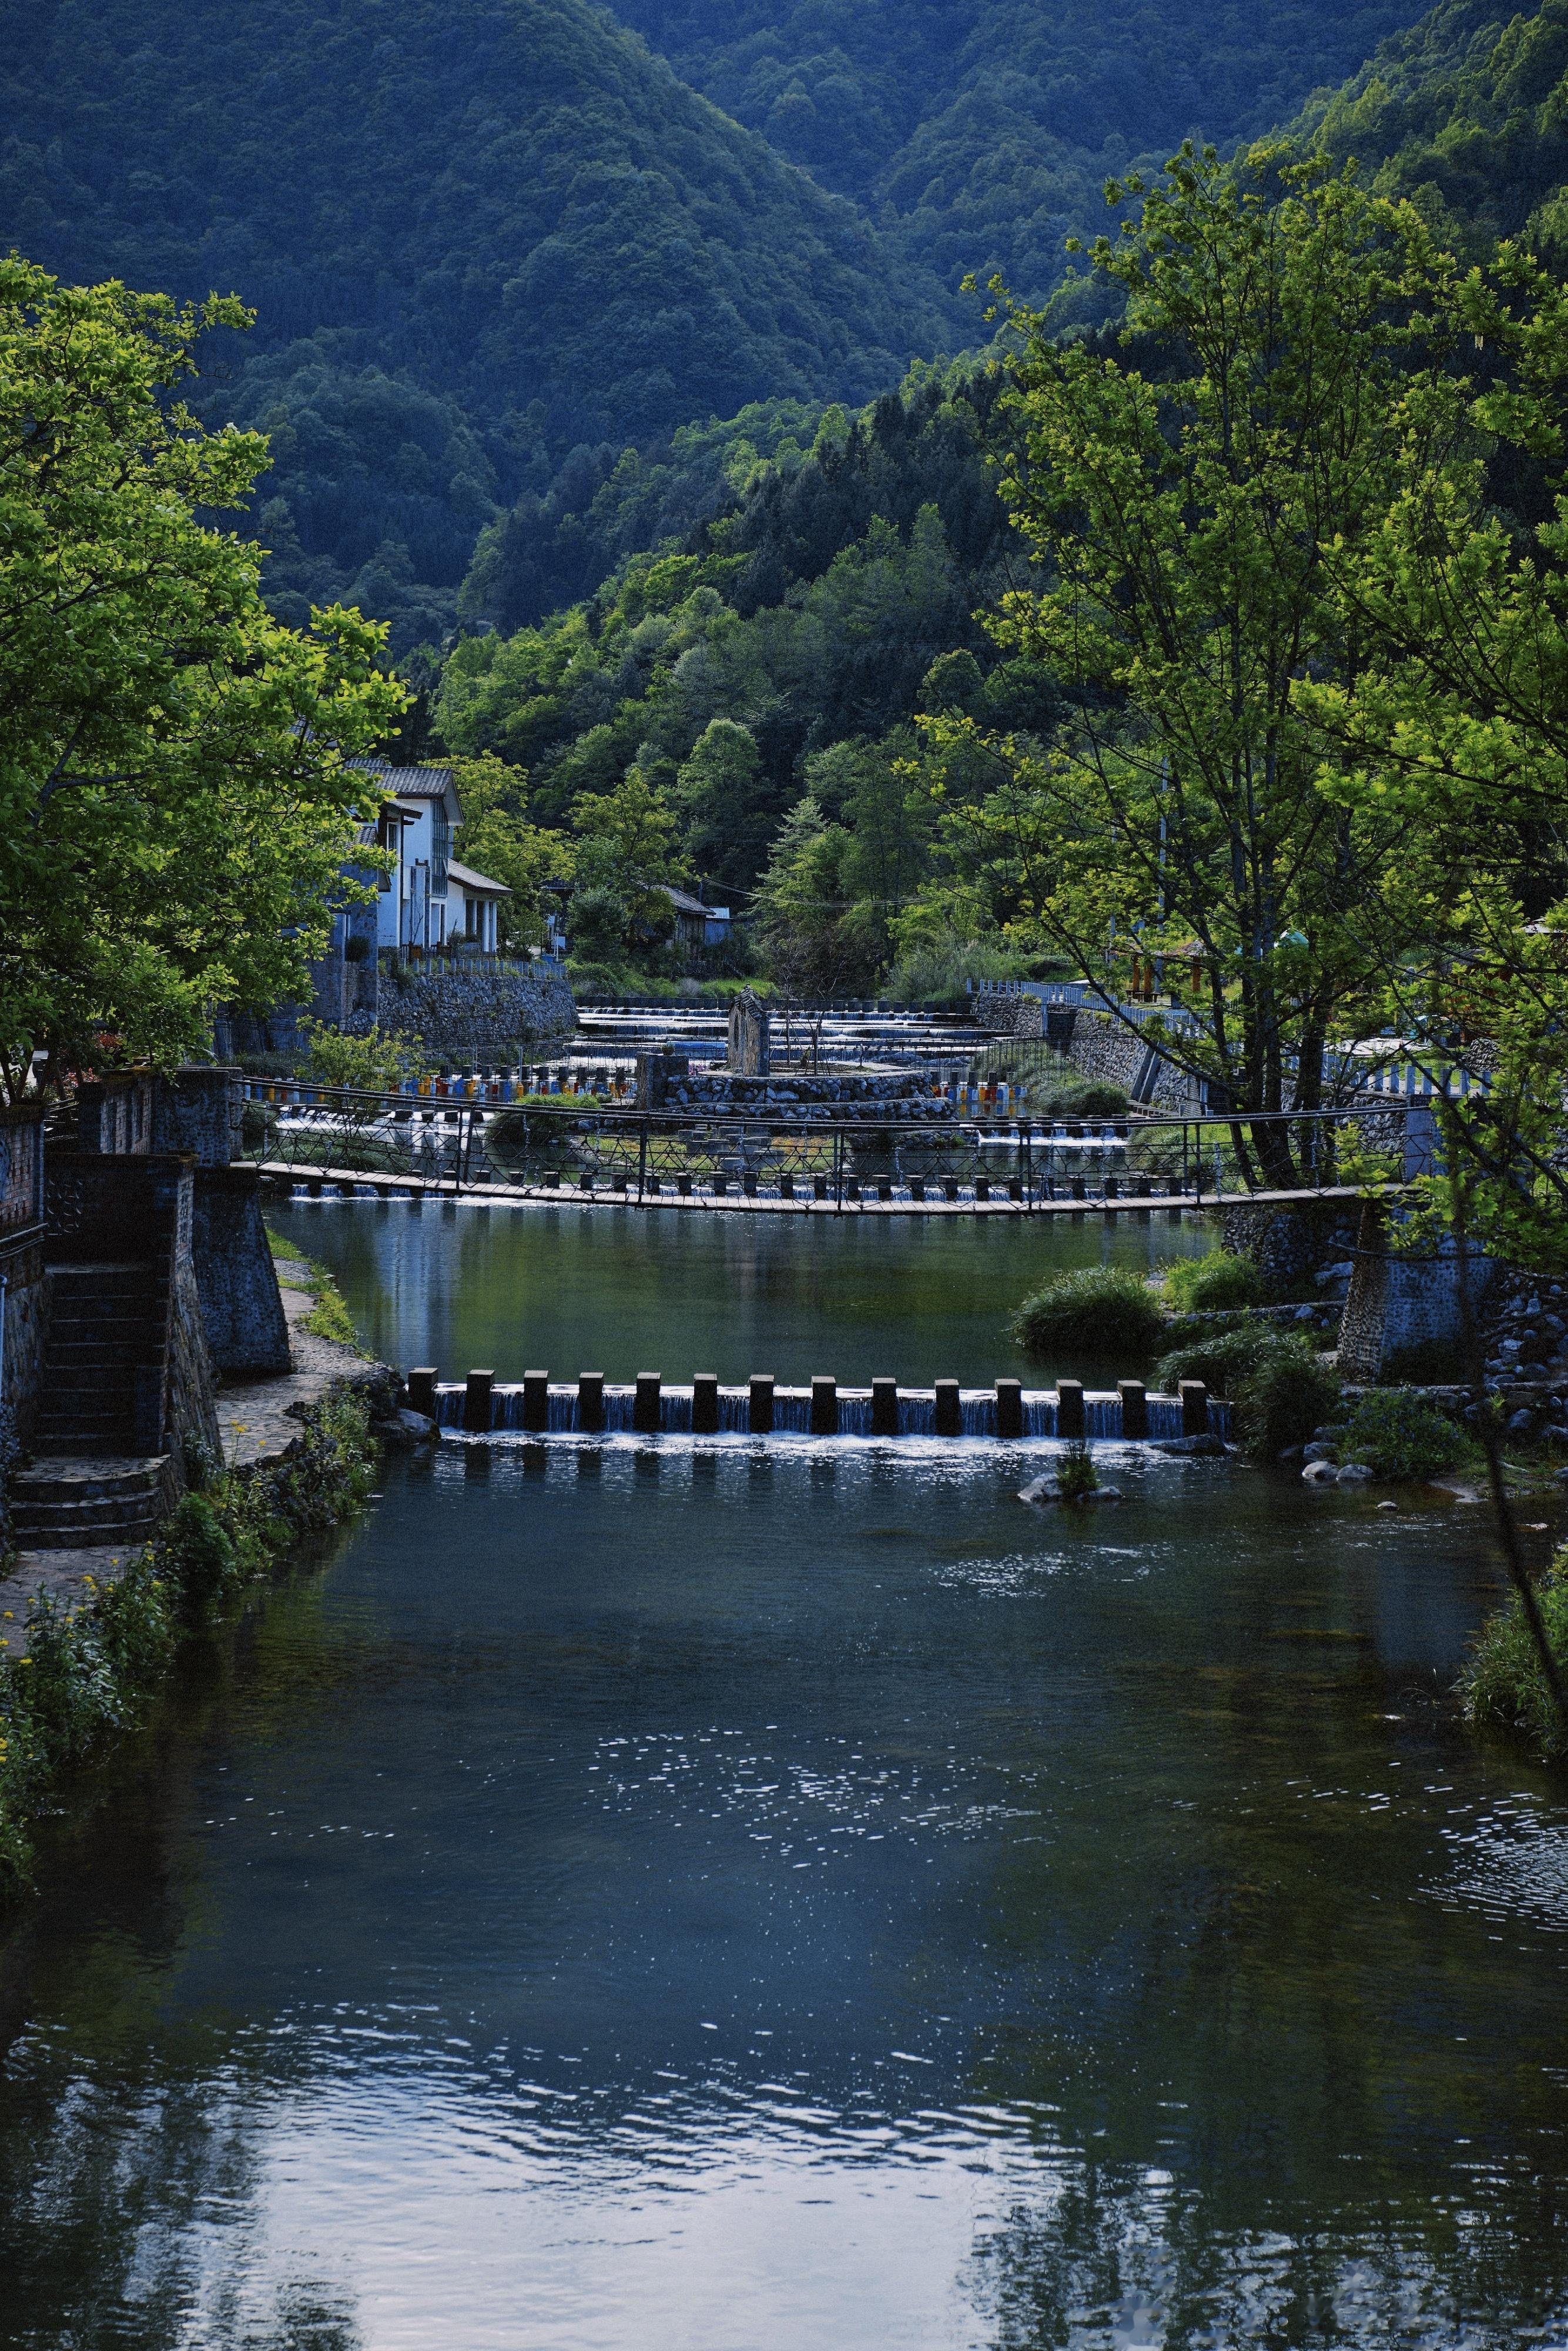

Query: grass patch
[[1156, 1321, 1340, 1458], [1161, 1249, 1265, 1313], [1011, 1265, 1165, 1361], [264, 1224, 364, 1354], [1462, 1564, 1568, 1761]]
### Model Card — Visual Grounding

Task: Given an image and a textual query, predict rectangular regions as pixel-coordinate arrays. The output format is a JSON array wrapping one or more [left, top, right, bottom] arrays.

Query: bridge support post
[[1180, 1378, 1209, 1436], [634, 1372, 662, 1433], [463, 1368, 494, 1434], [1118, 1379, 1147, 1438]]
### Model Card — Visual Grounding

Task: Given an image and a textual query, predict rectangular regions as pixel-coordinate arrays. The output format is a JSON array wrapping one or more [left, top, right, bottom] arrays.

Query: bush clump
[[1338, 1388, 1468, 1480], [1462, 1566, 1568, 1760], [1161, 1249, 1265, 1314], [1055, 1441, 1100, 1502], [1156, 1323, 1339, 1459], [1155, 1322, 1273, 1396], [1233, 1341, 1342, 1461], [1012, 1265, 1165, 1360], [1037, 1077, 1129, 1118]]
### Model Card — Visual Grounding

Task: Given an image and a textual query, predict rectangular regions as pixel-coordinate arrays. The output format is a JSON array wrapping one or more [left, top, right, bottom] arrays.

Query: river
[[1, 1202, 1564, 2349]]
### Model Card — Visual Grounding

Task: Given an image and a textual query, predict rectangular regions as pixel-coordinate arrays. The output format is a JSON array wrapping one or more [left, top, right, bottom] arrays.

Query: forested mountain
[[1297, 0, 1568, 256], [607, 0, 1434, 294], [0, 0, 949, 648]]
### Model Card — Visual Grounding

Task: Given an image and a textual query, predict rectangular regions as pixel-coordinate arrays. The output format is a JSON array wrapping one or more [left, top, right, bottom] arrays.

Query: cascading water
[[438, 1384, 1230, 1442]]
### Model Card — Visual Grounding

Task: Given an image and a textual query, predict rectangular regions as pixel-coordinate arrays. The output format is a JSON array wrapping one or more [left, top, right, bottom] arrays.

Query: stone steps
[[32, 1260, 167, 1456], [9, 1456, 172, 1549]]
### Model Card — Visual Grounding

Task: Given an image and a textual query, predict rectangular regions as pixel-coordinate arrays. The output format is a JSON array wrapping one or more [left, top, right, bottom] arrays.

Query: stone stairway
[[30, 1261, 166, 1459], [7, 1456, 175, 1550]]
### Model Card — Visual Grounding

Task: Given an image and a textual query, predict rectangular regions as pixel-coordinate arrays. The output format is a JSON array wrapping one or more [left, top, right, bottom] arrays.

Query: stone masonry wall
[[1066, 1012, 1195, 1111], [379, 966, 575, 1059]]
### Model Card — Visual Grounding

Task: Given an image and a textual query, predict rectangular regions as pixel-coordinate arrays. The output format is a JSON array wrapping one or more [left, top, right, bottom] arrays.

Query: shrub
[[156, 1491, 242, 1617], [1011, 1265, 1165, 1360], [1462, 1566, 1568, 1760], [1234, 1341, 1341, 1461], [1155, 1322, 1274, 1395], [1055, 1441, 1099, 1501], [1338, 1388, 1468, 1480], [1037, 1076, 1129, 1118], [1162, 1249, 1265, 1313]]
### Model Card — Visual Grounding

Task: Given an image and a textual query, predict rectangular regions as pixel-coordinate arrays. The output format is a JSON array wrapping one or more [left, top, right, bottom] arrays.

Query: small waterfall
[[435, 1381, 1229, 1442]]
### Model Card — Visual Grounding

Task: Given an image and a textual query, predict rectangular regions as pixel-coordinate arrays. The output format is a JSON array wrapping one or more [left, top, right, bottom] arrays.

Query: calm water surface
[[2, 1208, 1566, 2350]]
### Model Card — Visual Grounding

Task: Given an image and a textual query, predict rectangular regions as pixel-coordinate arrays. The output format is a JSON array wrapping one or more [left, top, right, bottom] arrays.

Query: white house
[[350, 759, 511, 953]]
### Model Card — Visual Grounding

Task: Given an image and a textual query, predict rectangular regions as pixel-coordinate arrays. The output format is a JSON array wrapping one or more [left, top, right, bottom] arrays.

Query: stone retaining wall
[[661, 1071, 949, 1119], [378, 967, 575, 1059], [1066, 1012, 1195, 1111]]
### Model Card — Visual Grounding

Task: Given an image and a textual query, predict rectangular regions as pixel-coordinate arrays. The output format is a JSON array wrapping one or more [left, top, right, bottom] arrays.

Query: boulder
[[1017, 1477, 1124, 1506], [1302, 1440, 1339, 1464], [378, 1406, 438, 1448], [1152, 1434, 1228, 1457], [1302, 1459, 1339, 1483], [1336, 1462, 1374, 1483]]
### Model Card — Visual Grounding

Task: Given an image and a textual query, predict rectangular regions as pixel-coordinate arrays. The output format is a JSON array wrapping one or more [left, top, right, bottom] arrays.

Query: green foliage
[[1054, 1441, 1100, 1502], [301, 1022, 428, 1093], [301, 1277, 362, 1352], [448, 756, 574, 951], [884, 933, 1026, 1007], [0, 256, 403, 1093], [1012, 1265, 1166, 1360], [1233, 1340, 1342, 1461], [934, 147, 1476, 1188], [1162, 1250, 1266, 1313], [1338, 1388, 1469, 1479], [1462, 1562, 1568, 1760], [1, 0, 950, 646], [0, 1391, 378, 1905], [1036, 1077, 1129, 1118], [1155, 1323, 1275, 1397]]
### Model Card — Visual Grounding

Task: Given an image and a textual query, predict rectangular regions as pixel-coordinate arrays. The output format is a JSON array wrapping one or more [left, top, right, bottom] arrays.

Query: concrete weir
[[408, 1368, 1223, 1444]]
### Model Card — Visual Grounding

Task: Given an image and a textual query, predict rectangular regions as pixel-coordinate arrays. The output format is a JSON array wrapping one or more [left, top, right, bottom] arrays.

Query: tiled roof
[[347, 756, 455, 796], [447, 859, 512, 896]]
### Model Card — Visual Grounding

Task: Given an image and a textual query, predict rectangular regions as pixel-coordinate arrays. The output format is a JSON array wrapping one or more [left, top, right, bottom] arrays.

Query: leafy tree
[[570, 770, 680, 948], [932, 146, 1470, 1184], [751, 795, 878, 999], [671, 718, 763, 889], [448, 755, 574, 950], [0, 258, 403, 1100]]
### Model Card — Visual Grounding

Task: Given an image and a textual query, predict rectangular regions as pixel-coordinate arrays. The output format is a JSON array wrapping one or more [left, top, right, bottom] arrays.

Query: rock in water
[[1302, 1459, 1339, 1483], [1153, 1434, 1228, 1457]]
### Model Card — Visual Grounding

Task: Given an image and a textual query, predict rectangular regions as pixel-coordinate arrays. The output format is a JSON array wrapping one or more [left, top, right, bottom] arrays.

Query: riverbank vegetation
[[0, 1390, 378, 1904]]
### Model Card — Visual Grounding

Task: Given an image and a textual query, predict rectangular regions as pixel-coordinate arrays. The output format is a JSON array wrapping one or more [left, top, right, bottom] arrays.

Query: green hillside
[[1297, 0, 1568, 253], [609, 0, 1435, 293], [0, 0, 951, 647]]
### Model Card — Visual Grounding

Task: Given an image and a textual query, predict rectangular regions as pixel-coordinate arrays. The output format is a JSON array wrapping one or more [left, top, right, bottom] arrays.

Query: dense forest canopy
[[609, 0, 1435, 292], [0, 0, 1449, 648], [0, 0, 950, 647]]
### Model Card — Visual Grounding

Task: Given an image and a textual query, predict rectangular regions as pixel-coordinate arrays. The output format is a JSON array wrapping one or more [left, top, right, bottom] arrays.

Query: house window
[[465, 896, 479, 939]]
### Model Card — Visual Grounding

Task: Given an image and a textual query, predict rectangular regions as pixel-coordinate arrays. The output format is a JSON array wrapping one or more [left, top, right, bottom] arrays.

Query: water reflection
[[1, 1238, 1566, 2347]]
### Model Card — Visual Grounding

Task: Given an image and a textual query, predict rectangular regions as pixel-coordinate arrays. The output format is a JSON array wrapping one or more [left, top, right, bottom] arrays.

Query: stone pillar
[[871, 1377, 899, 1436], [1118, 1379, 1147, 1438], [406, 1367, 437, 1417], [1057, 1379, 1085, 1439], [934, 1378, 961, 1436], [464, 1368, 494, 1433], [1180, 1379, 1209, 1436], [577, 1372, 604, 1432], [634, 1371, 661, 1432], [726, 990, 771, 1077], [522, 1369, 549, 1432], [749, 1373, 775, 1434], [692, 1373, 720, 1434], [810, 1375, 837, 1435], [995, 1378, 1023, 1439]]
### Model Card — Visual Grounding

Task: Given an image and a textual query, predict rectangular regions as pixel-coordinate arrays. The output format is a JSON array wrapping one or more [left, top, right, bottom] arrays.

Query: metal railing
[[237, 1080, 1414, 1210]]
